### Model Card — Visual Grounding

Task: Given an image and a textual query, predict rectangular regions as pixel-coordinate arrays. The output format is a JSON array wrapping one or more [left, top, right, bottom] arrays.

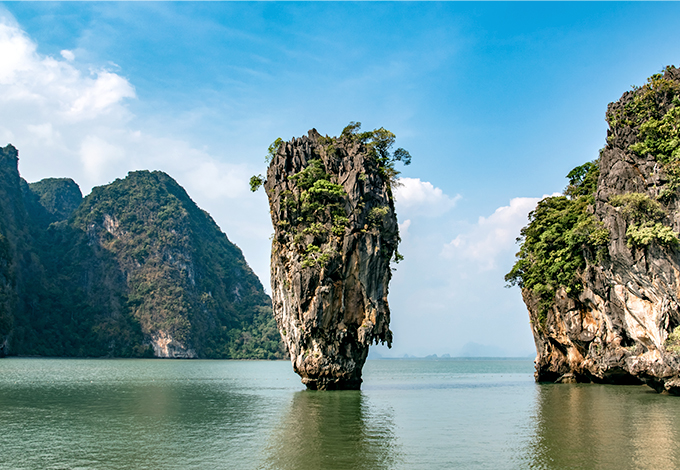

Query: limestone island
[[251, 123, 409, 390], [507, 66, 680, 394], [0, 145, 283, 359]]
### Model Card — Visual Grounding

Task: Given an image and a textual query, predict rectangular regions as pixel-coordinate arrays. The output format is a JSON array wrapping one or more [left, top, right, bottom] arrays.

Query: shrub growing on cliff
[[266, 138, 283, 164], [609, 192, 665, 221], [564, 161, 599, 198], [665, 326, 680, 354], [608, 67, 680, 200], [626, 222, 679, 247], [341, 122, 411, 187], [252, 123, 411, 269], [505, 161, 609, 326], [607, 69, 680, 129], [249, 175, 264, 192], [609, 192, 679, 247]]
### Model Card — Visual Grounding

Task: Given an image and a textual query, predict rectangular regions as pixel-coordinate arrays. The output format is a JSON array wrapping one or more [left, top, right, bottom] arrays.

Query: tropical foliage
[[252, 123, 411, 268], [609, 192, 679, 247], [608, 66, 680, 200], [505, 161, 609, 326]]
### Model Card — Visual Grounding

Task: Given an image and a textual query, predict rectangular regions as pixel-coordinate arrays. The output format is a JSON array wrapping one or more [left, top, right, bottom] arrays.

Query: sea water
[[0, 358, 679, 469]]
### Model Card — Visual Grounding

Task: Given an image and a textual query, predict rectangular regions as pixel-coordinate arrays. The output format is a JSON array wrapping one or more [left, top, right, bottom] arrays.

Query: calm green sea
[[0, 358, 679, 469]]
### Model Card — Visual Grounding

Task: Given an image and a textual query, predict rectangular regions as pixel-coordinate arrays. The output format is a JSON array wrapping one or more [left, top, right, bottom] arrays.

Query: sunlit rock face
[[264, 129, 398, 390], [528, 67, 680, 394], [150, 331, 197, 358]]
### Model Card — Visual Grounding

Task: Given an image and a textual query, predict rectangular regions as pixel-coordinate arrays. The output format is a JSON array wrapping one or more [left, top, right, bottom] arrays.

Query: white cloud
[[0, 21, 134, 123], [0, 13, 273, 285], [185, 160, 250, 200], [26, 123, 60, 145], [394, 177, 460, 217], [80, 135, 126, 180], [60, 50, 75, 62], [398, 218, 412, 237], [0, 12, 253, 199], [441, 195, 558, 270], [69, 71, 135, 119], [0, 17, 34, 83]]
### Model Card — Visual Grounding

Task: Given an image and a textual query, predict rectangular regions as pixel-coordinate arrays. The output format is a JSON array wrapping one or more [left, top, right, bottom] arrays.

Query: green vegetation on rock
[[287, 157, 348, 269], [607, 70, 680, 129], [0, 146, 284, 359], [28, 178, 82, 223], [665, 326, 680, 354], [626, 222, 679, 247], [608, 66, 680, 200], [609, 192, 679, 247], [340, 121, 411, 188], [253, 123, 411, 269], [505, 161, 609, 325], [509, 68, 680, 330]]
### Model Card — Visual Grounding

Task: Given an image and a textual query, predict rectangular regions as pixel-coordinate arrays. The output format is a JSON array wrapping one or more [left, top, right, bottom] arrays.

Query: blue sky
[[2, 2, 680, 357]]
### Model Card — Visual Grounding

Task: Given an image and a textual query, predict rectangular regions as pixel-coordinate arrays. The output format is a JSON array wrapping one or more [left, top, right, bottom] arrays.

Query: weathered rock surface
[[526, 66, 680, 393], [264, 129, 399, 390]]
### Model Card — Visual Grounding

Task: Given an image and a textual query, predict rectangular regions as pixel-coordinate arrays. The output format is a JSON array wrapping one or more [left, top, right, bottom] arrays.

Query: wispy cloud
[[0, 12, 272, 283], [441, 194, 559, 270], [394, 177, 461, 218]]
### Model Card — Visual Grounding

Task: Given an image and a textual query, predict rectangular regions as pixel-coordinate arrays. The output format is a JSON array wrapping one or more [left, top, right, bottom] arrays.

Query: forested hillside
[[0, 144, 284, 359]]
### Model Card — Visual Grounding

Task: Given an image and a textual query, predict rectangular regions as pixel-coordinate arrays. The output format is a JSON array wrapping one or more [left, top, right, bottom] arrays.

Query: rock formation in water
[[507, 66, 680, 394], [0, 145, 284, 359], [256, 124, 408, 389]]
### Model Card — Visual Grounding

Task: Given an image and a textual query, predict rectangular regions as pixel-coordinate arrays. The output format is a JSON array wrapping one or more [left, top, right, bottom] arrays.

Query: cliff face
[[71, 170, 283, 359], [512, 66, 680, 393], [262, 127, 403, 389], [0, 145, 25, 356], [0, 145, 284, 359]]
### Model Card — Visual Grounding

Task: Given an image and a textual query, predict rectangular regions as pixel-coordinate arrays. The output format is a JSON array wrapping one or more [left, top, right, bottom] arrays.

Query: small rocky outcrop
[[27, 177, 83, 224], [509, 66, 680, 394], [260, 125, 407, 389]]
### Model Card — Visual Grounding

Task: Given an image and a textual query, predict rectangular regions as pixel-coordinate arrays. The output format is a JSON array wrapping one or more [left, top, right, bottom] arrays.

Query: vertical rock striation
[[262, 126, 405, 389], [510, 66, 680, 393]]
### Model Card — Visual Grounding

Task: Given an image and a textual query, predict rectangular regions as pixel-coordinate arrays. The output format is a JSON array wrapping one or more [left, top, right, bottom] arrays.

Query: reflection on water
[[528, 384, 680, 469], [261, 390, 399, 470], [0, 359, 295, 470], [5, 358, 680, 469]]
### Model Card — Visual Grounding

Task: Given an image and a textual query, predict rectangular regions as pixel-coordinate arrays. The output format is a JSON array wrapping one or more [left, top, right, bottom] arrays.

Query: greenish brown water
[[0, 358, 679, 469]]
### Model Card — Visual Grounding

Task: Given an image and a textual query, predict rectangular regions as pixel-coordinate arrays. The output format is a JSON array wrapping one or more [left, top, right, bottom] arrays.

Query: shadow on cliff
[[261, 390, 400, 470], [524, 383, 680, 469]]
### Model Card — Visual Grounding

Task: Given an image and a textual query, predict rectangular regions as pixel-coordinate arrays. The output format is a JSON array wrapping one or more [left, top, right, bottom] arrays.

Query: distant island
[[507, 66, 680, 394], [0, 145, 285, 359]]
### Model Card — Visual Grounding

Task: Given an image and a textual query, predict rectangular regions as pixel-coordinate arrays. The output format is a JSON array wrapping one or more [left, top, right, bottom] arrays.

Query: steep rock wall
[[263, 128, 401, 389], [522, 66, 680, 393]]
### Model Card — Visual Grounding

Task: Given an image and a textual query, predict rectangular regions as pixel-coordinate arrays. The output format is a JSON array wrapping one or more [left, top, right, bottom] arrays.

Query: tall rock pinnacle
[[255, 123, 409, 389]]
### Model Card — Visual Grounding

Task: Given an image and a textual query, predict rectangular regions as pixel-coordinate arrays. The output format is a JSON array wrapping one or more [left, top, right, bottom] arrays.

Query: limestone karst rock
[[509, 66, 680, 394], [0, 145, 284, 359], [261, 125, 406, 389]]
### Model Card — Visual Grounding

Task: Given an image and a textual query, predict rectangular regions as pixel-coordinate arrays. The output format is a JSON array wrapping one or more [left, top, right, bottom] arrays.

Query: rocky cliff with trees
[[507, 66, 680, 394], [252, 123, 409, 389], [0, 144, 284, 359]]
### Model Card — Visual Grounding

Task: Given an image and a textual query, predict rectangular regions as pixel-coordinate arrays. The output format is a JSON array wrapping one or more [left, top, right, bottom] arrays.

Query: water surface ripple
[[1, 358, 678, 469]]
